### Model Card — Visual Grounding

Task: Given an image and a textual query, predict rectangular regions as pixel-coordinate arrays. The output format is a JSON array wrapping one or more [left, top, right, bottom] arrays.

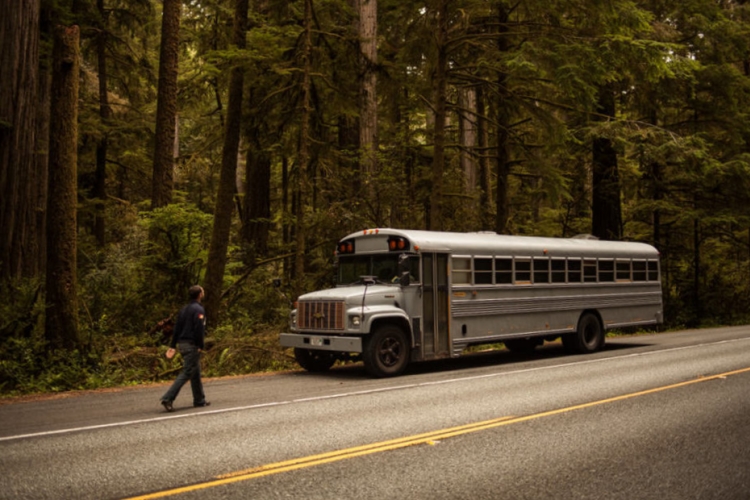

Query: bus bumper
[[280, 333, 363, 353]]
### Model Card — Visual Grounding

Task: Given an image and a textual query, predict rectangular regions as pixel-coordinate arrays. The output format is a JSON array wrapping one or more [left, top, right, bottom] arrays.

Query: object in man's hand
[[166, 348, 176, 360]]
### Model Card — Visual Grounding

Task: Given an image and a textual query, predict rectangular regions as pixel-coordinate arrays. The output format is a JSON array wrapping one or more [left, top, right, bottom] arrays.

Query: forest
[[2, 0, 750, 395]]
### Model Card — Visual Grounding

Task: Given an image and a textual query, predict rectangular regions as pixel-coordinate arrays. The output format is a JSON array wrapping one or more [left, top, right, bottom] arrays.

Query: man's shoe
[[161, 400, 174, 412], [194, 401, 211, 408]]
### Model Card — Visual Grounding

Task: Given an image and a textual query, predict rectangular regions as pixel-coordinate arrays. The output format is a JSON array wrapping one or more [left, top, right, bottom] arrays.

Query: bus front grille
[[298, 301, 346, 330]]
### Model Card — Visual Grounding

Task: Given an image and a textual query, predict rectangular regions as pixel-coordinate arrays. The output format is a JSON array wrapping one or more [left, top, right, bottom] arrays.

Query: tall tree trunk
[[494, 3, 511, 234], [459, 87, 477, 194], [294, 0, 314, 298], [282, 156, 290, 277], [94, 0, 110, 247], [692, 215, 701, 326], [357, 0, 377, 196], [429, 0, 448, 231], [204, 0, 249, 323], [0, 0, 41, 279], [242, 144, 271, 260], [151, 0, 180, 209], [591, 84, 622, 241], [46, 25, 80, 350], [476, 86, 493, 230], [35, 19, 51, 278]]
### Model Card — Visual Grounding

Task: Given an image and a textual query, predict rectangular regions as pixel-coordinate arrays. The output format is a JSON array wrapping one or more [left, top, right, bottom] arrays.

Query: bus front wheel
[[363, 325, 410, 378], [563, 313, 605, 354], [294, 348, 336, 372]]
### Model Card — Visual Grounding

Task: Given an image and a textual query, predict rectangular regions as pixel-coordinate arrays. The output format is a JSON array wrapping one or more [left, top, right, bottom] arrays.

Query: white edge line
[[1, 336, 748, 443]]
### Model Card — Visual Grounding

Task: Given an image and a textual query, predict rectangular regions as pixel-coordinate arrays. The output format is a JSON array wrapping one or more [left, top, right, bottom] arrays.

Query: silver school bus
[[280, 228, 663, 377]]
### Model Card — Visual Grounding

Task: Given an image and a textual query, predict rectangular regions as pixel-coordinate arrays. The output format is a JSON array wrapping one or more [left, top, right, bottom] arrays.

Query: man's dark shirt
[[170, 300, 206, 349]]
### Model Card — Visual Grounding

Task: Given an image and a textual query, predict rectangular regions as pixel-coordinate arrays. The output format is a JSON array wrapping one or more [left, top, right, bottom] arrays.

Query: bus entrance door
[[422, 253, 450, 359]]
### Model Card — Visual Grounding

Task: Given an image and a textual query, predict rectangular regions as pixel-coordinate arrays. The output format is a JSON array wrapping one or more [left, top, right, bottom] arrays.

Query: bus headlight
[[350, 315, 361, 327]]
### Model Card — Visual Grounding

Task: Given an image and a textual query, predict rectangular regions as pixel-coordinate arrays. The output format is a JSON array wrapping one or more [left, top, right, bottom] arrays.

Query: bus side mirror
[[398, 254, 411, 287]]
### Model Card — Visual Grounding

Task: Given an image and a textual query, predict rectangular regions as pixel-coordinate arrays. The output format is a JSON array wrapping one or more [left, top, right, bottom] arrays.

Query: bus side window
[[633, 261, 647, 281], [533, 257, 550, 284], [648, 260, 659, 281], [616, 260, 632, 282], [551, 259, 566, 283], [515, 259, 531, 284], [568, 259, 582, 282], [475, 258, 493, 285], [495, 258, 513, 284], [584, 260, 597, 282], [452, 257, 471, 285], [599, 260, 615, 282]]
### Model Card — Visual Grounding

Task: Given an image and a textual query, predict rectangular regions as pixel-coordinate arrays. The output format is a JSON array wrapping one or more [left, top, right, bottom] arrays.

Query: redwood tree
[[0, 0, 42, 279], [151, 0, 180, 209], [358, 0, 378, 194], [46, 25, 80, 350], [204, 0, 249, 322], [429, 0, 448, 231], [591, 84, 622, 241]]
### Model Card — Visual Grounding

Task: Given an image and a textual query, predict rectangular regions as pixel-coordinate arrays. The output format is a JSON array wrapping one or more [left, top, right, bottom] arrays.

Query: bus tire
[[563, 313, 605, 354], [294, 348, 336, 372], [363, 325, 410, 378]]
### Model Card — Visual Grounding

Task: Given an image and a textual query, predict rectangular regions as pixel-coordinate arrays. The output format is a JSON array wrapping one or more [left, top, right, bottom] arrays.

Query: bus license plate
[[310, 337, 324, 346]]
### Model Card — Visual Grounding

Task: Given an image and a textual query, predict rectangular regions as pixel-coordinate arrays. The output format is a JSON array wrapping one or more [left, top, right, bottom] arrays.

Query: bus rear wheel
[[294, 348, 336, 372], [563, 313, 605, 354], [363, 325, 410, 378]]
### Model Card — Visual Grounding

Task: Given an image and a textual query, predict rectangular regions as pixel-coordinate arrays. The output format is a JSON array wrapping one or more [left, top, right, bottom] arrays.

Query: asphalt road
[[1, 326, 749, 499]]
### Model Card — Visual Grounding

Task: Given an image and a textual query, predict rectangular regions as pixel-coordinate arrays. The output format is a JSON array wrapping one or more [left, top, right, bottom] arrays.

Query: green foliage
[[139, 200, 213, 295], [8, 0, 750, 397]]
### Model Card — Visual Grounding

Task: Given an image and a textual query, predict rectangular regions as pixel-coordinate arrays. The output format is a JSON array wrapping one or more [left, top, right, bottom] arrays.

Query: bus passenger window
[[495, 258, 513, 284], [515, 259, 531, 284], [551, 259, 566, 283], [633, 261, 647, 281], [616, 260, 631, 281], [533, 258, 550, 283], [452, 257, 471, 285], [599, 260, 615, 282], [475, 258, 493, 285], [568, 259, 582, 282], [648, 261, 659, 281], [584, 260, 597, 282]]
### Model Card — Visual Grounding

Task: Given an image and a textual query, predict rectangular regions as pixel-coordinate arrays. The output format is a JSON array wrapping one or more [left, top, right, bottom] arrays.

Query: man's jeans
[[161, 343, 206, 405]]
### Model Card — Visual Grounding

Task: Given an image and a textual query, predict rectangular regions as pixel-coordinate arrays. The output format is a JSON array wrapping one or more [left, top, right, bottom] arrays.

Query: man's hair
[[188, 285, 203, 300]]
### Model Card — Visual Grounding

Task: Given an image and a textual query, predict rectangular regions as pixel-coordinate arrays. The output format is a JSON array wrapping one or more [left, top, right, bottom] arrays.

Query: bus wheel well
[[580, 309, 603, 328], [371, 318, 412, 345]]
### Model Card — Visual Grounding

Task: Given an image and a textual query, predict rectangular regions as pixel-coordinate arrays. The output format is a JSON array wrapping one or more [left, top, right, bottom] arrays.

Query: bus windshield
[[337, 254, 419, 285]]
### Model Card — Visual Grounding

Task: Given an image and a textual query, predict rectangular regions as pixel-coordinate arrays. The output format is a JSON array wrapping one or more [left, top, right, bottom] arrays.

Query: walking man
[[160, 285, 210, 411]]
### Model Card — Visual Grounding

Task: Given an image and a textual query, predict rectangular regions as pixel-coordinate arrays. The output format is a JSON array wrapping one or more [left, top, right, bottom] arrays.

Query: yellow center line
[[125, 366, 750, 500]]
